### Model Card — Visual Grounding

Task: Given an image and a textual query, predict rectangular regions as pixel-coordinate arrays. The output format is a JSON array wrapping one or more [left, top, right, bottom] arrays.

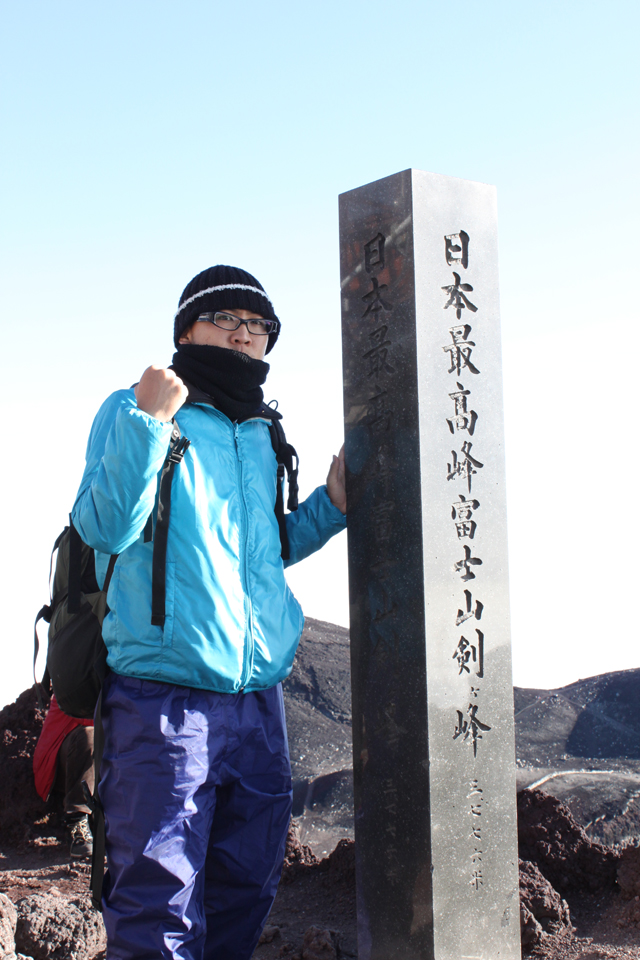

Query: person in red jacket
[[33, 695, 95, 859]]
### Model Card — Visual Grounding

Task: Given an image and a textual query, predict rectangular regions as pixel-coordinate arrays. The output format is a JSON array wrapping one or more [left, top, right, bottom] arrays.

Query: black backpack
[[34, 525, 116, 719], [34, 422, 190, 717]]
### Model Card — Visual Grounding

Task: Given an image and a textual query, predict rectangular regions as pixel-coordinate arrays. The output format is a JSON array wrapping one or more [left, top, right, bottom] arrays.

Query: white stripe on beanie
[[174, 283, 273, 319]]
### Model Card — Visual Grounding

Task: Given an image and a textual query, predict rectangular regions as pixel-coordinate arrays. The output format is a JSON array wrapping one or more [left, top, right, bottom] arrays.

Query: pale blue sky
[[1, 0, 638, 707]]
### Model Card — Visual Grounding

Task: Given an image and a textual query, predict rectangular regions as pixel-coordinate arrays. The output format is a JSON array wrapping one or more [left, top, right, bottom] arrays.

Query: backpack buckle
[[168, 437, 191, 464]]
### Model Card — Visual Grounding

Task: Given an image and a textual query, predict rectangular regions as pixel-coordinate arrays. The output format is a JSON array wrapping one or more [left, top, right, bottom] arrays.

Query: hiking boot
[[68, 815, 93, 860]]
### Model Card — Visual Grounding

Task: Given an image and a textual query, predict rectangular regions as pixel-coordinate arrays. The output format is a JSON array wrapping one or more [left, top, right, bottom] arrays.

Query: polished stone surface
[[339, 169, 520, 960]]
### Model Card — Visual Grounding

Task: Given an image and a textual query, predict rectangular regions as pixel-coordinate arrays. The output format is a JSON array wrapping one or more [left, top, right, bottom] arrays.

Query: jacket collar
[[182, 378, 282, 422]]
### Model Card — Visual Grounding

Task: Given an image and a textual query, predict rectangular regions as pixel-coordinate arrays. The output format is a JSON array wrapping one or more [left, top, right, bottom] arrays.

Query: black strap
[[79, 559, 116, 908], [67, 519, 83, 614], [33, 527, 68, 702], [103, 553, 117, 591], [33, 606, 52, 708], [269, 420, 299, 511], [285, 449, 299, 512], [88, 688, 106, 911], [275, 463, 290, 561], [268, 420, 299, 561], [151, 423, 190, 626], [33, 604, 51, 684], [143, 513, 153, 543]]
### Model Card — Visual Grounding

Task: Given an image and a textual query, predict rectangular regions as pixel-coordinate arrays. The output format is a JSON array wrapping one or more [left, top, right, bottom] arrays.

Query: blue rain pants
[[99, 673, 293, 960]]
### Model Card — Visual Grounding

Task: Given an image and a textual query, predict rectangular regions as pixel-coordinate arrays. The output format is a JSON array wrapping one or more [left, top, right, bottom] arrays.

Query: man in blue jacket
[[72, 265, 347, 960]]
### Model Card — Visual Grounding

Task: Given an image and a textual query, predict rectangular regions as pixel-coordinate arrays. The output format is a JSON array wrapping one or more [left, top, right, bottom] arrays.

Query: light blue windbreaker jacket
[[71, 388, 346, 693]]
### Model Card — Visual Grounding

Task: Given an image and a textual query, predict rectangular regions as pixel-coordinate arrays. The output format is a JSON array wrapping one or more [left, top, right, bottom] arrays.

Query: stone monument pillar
[[339, 169, 521, 960]]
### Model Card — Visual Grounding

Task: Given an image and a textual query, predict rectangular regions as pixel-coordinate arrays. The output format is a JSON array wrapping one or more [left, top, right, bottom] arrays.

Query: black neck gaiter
[[171, 344, 269, 422]]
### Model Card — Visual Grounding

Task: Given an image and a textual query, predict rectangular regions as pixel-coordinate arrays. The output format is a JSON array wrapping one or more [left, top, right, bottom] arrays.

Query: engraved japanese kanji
[[363, 325, 395, 378], [447, 382, 478, 435], [454, 701, 491, 756], [364, 232, 386, 274], [447, 441, 484, 493], [443, 325, 480, 377], [452, 630, 484, 677], [454, 544, 483, 582], [362, 277, 392, 318], [451, 494, 480, 539], [442, 271, 477, 318], [456, 589, 484, 626], [445, 231, 469, 269]]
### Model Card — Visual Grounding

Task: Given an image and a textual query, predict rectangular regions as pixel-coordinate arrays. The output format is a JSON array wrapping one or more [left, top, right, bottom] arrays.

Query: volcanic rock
[[301, 926, 338, 960], [617, 843, 640, 900], [281, 821, 321, 883], [0, 892, 18, 956], [517, 788, 618, 897], [0, 689, 49, 847], [325, 839, 355, 883], [14, 893, 105, 960], [257, 925, 280, 944], [518, 858, 573, 949]]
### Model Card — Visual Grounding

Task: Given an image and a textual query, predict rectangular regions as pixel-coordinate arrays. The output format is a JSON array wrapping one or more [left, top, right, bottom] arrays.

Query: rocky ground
[[3, 618, 640, 958], [2, 812, 640, 959]]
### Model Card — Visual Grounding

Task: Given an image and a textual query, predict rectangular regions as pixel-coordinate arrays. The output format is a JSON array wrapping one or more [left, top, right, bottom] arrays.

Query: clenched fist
[[134, 366, 189, 422]]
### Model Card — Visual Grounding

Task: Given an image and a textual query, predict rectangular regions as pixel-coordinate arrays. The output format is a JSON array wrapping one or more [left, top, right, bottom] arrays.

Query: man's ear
[[178, 327, 192, 344]]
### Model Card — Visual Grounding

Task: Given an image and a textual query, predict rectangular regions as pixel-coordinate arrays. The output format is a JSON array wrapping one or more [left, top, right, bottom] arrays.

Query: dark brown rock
[[519, 902, 544, 950], [326, 839, 354, 882], [517, 788, 618, 897], [0, 891, 18, 956], [281, 821, 321, 883], [14, 893, 105, 960], [519, 858, 573, 943], [617, 843, 640, 900], [301, 926, 337, 960], [259, 925, 281, 944], [0, 689, 49, 848]]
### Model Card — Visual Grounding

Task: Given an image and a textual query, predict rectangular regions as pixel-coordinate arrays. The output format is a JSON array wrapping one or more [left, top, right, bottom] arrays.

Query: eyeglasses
[[196, 311, 280, 336]]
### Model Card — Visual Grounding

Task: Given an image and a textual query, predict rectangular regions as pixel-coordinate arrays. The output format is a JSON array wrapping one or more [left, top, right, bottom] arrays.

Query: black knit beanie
[[174, 265, 280, 354]]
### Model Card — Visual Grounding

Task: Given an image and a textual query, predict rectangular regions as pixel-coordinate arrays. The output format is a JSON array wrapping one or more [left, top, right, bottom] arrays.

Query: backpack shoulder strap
[[151, 421, 190, 626], [67, 519, 84, 614], [268, 418, 299, 511], [267, 413, 299, 562], [33, 527, 69, 701], [103, 553, 118, 594], [271, 431, 290, 562]]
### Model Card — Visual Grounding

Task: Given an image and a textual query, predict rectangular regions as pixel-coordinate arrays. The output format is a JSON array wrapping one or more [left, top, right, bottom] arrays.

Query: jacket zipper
[[234, 422, 254, 689]]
